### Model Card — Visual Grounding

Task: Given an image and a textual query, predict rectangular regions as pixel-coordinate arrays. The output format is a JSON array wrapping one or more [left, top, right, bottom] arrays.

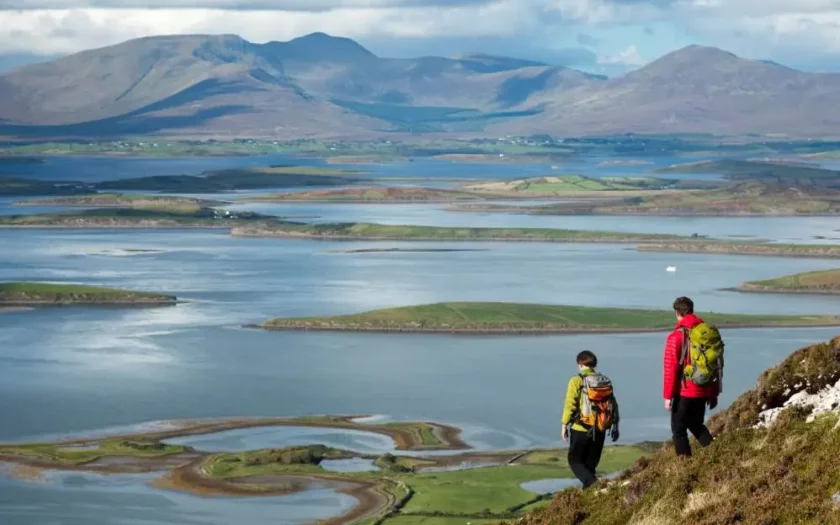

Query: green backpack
[[681, 322, 724, 386]]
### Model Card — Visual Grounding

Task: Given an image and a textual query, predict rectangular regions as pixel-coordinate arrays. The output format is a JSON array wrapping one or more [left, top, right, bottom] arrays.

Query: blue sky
[[2, 0, 840, 74]]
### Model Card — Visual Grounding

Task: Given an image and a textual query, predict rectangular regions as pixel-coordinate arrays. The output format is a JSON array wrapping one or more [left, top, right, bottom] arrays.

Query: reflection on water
[[165, 426, 397, 454], [0, 469, 357, 525], [321, 458, 380, 473]]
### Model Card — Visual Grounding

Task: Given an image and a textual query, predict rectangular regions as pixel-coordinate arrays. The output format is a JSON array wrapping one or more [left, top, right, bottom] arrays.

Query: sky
[[2, 0, 840, 75]]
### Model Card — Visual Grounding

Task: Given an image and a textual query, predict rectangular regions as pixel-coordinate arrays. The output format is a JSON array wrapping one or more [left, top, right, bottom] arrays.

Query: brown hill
[[4, 37, 840, 138], [495, 45, 840, 137]]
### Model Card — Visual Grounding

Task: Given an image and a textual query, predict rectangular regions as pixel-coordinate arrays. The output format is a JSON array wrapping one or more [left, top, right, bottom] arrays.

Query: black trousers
[[671, 396, 713, 456], [568, 428, 606, 488]]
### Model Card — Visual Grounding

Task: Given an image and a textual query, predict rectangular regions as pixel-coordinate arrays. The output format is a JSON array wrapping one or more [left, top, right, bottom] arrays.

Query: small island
[[653, 159, 840, 187], [257, 302, 840, 334], [736, 268, 840, 295], [16, 194, 227, 208], [231, 221, 687, 243], [0, 282, 176, 306], [247, 186, 492, 203], [0, 176, 92, 197], [637, 242, 840, 258]]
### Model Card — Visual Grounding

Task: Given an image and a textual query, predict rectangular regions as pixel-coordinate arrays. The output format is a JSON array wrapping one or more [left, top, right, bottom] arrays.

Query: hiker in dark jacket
[[664, 296, 720, 457], [562, 350, 619, 488]]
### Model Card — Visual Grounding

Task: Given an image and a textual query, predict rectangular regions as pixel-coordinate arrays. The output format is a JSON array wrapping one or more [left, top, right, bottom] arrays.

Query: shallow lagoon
[[0, 470, 357, 525]]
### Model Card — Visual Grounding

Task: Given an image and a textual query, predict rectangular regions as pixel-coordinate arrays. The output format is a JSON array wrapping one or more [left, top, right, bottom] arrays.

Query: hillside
[[492, 45, 840, 137], [0, 33, 597, 137], [514, 334, 840, 524], [459, 182, 840, 216], [5, 36, 840, 137]]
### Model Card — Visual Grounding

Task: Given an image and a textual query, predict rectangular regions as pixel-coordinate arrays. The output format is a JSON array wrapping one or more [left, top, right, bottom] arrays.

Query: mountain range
[[2, 32, 840, 139]]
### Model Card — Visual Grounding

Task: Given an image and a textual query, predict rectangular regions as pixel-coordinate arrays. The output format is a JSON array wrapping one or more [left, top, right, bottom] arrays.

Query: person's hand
[[561, 425, 569, 442], [707, 397, 718, 410], [665, 399, 672, 411], [610, 426, 620, 443]]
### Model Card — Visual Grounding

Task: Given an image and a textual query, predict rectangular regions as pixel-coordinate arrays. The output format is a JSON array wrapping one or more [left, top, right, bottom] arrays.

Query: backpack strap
[[678, 327, 691, 386]]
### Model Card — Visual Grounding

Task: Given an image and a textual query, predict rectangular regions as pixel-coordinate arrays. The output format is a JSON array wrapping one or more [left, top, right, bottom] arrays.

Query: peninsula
[[16, 194, 227, 209], [462, 174, 681, 197], [451, 182, 840, 216], [637, 242, 840, 258], [257, 302, 840, 334], [736, 268, 840, 294], [653, 159, 840, 188], [0, 282, 176, 306], [231, 222, 688, 243]]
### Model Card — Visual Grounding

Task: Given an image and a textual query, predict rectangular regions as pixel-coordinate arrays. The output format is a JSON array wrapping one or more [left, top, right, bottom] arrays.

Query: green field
[[465, 175, 672, 195], [739, 268, 840, 293], [261, 302, 840, 333], [0, 282, 175, 304], [0, 439, 189, 465], [232, 221, 687, 243]]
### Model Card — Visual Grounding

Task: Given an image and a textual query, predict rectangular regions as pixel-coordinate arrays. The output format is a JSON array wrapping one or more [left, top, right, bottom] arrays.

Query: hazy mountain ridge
[[2, 35, 840, 138]]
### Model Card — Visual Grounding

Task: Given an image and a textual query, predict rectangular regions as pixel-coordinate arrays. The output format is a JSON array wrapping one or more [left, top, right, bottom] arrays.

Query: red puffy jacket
[[663, 313, 721, 400]]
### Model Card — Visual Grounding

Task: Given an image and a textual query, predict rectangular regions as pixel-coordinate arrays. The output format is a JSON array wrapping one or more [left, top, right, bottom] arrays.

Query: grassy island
[[94, 166, 363, 193], [258, 302, 840, 334], [247, 187, 491, 203], [0, 207, 270, 228], [231, 222, 687, 243], [16, 194, 226, 209], [737, 268, 840, 294], [0, 282, 176, 305]]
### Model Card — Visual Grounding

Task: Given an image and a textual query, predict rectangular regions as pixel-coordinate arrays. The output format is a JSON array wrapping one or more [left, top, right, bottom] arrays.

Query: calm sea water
[[2, 155, 840, 524]]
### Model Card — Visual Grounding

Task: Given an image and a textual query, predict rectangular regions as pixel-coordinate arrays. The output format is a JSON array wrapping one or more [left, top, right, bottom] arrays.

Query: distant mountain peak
[[277, 32, 376, 62]]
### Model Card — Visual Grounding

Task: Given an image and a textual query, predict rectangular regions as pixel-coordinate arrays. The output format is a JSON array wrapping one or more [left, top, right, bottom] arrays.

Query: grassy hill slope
[[513, 334, 840, 524]]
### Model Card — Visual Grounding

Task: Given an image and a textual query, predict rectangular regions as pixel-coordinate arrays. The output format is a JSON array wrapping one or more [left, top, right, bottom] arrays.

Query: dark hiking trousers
[[671, 396, 713, 456], [568, 428, 606, 488]]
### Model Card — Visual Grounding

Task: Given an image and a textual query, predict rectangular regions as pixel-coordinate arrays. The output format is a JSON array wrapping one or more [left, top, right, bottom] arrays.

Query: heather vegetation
[[513, 335, 840, 525]]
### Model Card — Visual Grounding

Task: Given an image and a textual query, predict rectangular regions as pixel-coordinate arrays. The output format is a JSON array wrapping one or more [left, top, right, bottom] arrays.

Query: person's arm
[[663, 330, 681, 408], [561, 375, 582, 438]]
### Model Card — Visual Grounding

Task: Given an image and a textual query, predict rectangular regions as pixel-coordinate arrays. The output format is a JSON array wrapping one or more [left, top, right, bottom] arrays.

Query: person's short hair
[[576, 350, 598, 368], [673, 296, 694, 316]]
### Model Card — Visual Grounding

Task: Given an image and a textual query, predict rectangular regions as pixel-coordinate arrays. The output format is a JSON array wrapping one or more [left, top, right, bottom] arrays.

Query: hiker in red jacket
[[663, 296, 719, 456]]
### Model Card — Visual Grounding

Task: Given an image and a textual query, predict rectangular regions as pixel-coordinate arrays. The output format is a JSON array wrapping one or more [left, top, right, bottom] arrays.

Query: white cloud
[[2, 0, 840, 69], [598, 44, 646, 65]]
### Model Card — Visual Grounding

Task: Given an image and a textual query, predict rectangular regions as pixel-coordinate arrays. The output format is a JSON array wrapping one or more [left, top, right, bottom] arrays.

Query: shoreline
[[0, 300, 178, 307], [231, 230, 684, 244], [729, 285, 840, 295], [252, 321, 840, 335], [637, 243, 840, 258]]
